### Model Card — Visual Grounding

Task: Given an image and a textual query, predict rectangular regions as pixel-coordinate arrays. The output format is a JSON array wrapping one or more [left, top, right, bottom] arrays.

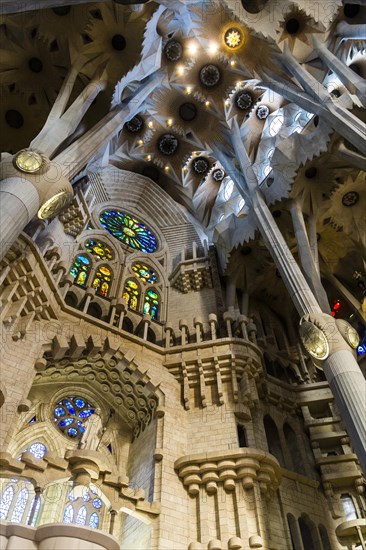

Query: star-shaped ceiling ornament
[[277, 8, 324, 53]]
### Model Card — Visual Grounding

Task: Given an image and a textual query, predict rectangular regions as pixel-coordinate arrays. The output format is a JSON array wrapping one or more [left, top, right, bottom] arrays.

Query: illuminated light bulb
[[187, 42, 198, 56], [225, 99, 230, 106], [230, 60, 236, 67], [208, 42, 218, 55], [186, 86, 192, 94], [148, 121, 153, 128], [205, 101, 210, 107], [167, 118, 173, 127], [177, 65, 185, 76], [183, 166, 188, 172], [137, 139, 143, 146], [164, 165, 170, 171], [236, 81, 242, 88], [146, 154, 151, 161]]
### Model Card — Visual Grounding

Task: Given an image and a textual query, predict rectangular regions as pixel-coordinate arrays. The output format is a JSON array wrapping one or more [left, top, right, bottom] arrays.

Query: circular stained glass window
[[158, 133, 179, 156], [235, 91, 252, 110], [192, 157, 210, 174], [212, 168, 225, 181], [100, 210, 157, 253], [125, 115, 143, 133], [342, 191, 359, 207], [92, 498, 102, 509], [256, 104, 270, 120], [224, 27, 243, 49], [132, 263, 158, 284], [53, 396, 94, 439]]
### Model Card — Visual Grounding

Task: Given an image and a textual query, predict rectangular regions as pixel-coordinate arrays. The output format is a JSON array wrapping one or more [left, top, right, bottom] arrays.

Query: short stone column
[[179, 319, 189, 345], [165, 324, 174, 348], [109, 298, 117, 325], [27, 486, 42, 525], [247, 318, 257, 345], [109, 509, 117, 536], [54, 261, 68, 286], [237, 315, 249, 340], [62, 273, 74, 298], [209, 313, 218, 340], [142, 313, 151, 340], [194, 316, 203, 343], [116, 298, 128, 329], [223, 311, 235, 338], [83, 287, 96, 313]]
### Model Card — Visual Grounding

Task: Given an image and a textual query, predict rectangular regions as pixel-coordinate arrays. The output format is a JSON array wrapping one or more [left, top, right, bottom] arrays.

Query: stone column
[[165, 324, 174, 348], [209, 313, 218, 340], [27, 486, 42, 526], [142, 314, 151, 340], [179, 319, 189, 345], [194, 316, 203, 343], [223, 311, 234, 338]]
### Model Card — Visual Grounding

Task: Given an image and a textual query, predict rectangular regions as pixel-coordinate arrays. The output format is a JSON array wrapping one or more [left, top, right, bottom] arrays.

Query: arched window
[[26, 495, 41, 526], [10, 487, 29, 523], [131, 263, 158, 284], [63, 503, 74, 523], [89, 512, 99, 529], [318, 524, 331, 550], [237, 424, 247, 447], [70, 255, 90, 287], [76, 505, 87, 525], [263, 415, 285, 467], [341, 494, 358, 520], [123, 279, 141, 311], [287, 513, 301, 550], [92, 265, 111, 297], [298, 515, 319, 550], [143, 288, 160, 320], [85, 239, 113, 261], [283, 423, 305, 475], [0, 486, 14, 519]]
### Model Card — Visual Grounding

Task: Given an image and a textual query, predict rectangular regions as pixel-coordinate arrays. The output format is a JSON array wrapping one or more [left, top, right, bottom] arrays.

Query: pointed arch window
[[131, 263, 158, 284], [85, 239, 113, 261], [10, 488, 29, 523], [0, 486, 14, 519], [63, 503, 74, 523], [143, 289, 160, 320], [89, 512, 99, 529], [123, 279, 141, 311], [70, 255, 90, 287], [76, 505, 87, 526], [92, 265, 111, 297]]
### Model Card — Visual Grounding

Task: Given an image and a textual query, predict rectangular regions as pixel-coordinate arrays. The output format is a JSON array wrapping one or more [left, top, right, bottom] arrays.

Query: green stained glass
[[70, 255, 90, 287], [85, 239, 113, 260], [122, 278, 140, 310], [99, 210, 157, 253], [143, 289, 159, 320], [92, 265, 111, 297], [132, 263, 158, 284]]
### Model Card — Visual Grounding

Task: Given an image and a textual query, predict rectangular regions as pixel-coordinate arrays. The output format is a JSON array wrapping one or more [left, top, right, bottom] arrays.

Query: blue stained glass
[[29, 442, 46, 459], [26, 496, 41, 526], [10, 488, 28, 523], [99, 210, 157, 253], [75, 399, 85, 409], [82, 493, 90, 502], [89, 486, 98, 495], [0, 486, 14, 519], [59, 418, 74, 427], [70, 255, 90, 287], [76, 505, 87, 526], [78, 409, 94, 419], [79, 426, 85, 433], [63, 503, 74, 523], [54, 407, 66, 417], [89, 512, 99, 529], [67, 428, 78, 437], [68, 493, 77, 501], [92, 498, 102, 509]]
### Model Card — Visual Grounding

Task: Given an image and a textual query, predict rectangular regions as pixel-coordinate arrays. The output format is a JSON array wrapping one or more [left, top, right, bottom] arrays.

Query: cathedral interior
[[0, 0, 365, 549]]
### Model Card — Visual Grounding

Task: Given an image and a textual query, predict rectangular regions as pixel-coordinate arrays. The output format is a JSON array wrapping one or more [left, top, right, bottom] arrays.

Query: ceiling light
[[167, 118, 173, 127], [148, 121, 153, 128], [146, 154, 151, 161], [208, 42, 218, 55], [185, 86, 192, 94], [177, 65, 185, 76], [224, 27, 243, 50], [187, 42, 198, 56], [205, 101, 210, 107]]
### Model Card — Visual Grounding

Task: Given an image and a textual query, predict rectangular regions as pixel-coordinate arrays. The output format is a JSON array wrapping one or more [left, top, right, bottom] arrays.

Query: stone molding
[[175, 448, 281, 496]]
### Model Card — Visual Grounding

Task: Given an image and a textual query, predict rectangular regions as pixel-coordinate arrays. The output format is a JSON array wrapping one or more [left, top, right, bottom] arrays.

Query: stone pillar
[[247, 318, 257, 345], [83, 287, 96, 313], [27, 486, 42, 526], [194, 316, 203, 343], [142, 314, 151, 340], [109, 298, 117, 325], [209, 313, 218, 340], [116, 299, 128, 330], [237, 315, 249, 340], [62, 274, 74, 298], [109, 509, 117, 536], [165, 324, 174, 348], [179, 319, 189, 345], [223, 311, 234, 338]]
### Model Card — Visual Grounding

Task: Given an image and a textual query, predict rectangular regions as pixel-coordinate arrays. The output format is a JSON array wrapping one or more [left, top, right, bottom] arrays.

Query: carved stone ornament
[[299, 320, 329, 360], [14, 149, 44, 173], [38, 190, 73, 220]]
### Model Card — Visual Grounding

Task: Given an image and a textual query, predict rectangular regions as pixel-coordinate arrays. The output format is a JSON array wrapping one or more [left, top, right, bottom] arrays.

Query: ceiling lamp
[[179, 102, 197, 121], [342, 191, 359, 207], [14, 149, 44, 173], [224, 27, 243, 49], [164, 40, 183, 62], [199, 64, 221, 88], [158, 134, 179, 155], [212, 168, 225, 181]]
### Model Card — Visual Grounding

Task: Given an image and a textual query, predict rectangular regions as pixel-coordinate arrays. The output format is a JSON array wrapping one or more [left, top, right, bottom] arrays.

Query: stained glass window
[[26, 496, 41, 526], [85, 239, 113, 261], [10, 488, 28, 523], [92, 498, 102, 509], [0, 486, 14, 519], [132, 263, 158, 284], [28, 442, 46, 459], [53, 396, 94, 439], [143, 289, 160, 320], [123, 279, 140, 311], [92, 265, 111, 298], [70, 255, 90, 286], [76, 505, 87, 526], [63, 503, 74, 523], [100, 210, 157, 253], [89, 512, 99, 529]]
